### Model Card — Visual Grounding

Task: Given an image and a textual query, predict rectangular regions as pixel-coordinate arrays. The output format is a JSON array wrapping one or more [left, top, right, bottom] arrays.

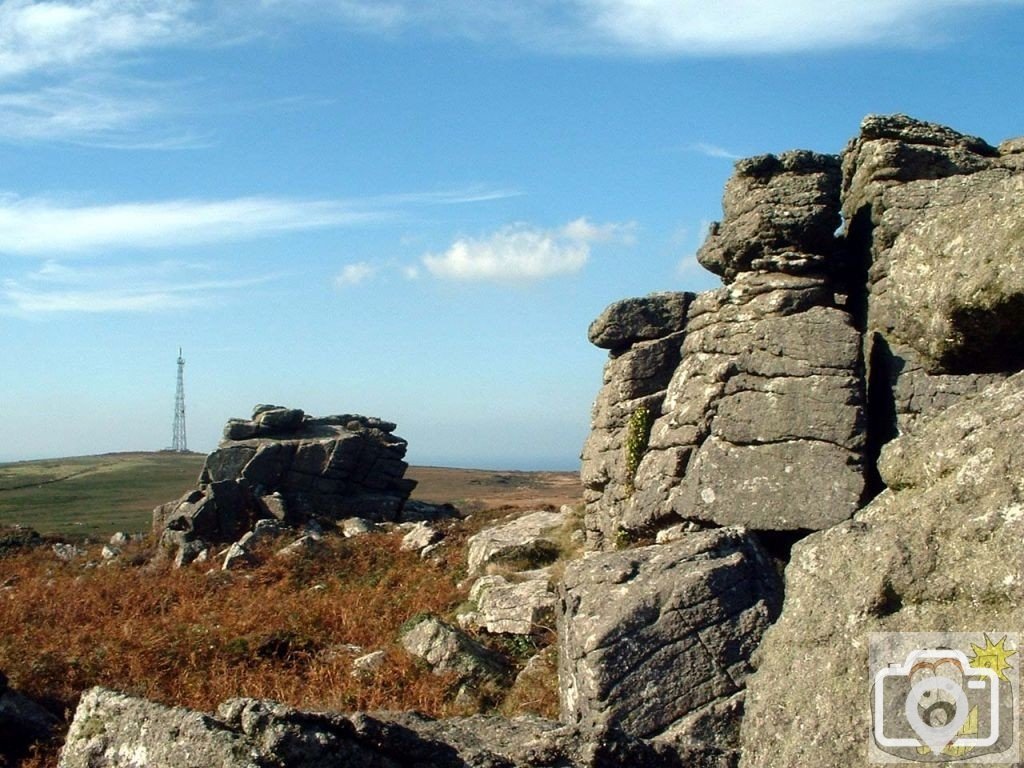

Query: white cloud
[[267, 0, 1024, 55], [335, 261, 376, 286], [422, 217, 631, 282], [0, 194, 382, 255], [0, 0, 196, 80]]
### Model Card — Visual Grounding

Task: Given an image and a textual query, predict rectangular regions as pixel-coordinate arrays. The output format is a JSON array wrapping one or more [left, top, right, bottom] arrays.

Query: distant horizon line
[[0, 449, 580, 474]]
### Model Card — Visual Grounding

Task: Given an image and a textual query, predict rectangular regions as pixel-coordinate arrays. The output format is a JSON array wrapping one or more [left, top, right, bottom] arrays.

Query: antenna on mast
[[171, 348, 187, 453]]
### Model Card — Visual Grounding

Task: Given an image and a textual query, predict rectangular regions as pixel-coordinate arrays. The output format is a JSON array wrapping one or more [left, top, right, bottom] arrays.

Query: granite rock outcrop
[[153, 405, 417, 562], [582, 114, 1024, 549]]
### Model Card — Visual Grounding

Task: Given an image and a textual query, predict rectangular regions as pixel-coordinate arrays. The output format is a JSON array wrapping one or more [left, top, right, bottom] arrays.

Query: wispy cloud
[[0, 194, 386, 255], [422, 217, 632, 283], [0, 0, 197, 80], [0, 186, 515, 256], [688, 141, 740, 160], [334, 261, 376, 287], [1, 259, 275, 315], [260, 0, 1024, 55], [0, 77, 208, 147]]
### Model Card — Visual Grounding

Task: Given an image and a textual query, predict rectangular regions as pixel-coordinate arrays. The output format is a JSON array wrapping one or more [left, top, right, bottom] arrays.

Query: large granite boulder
[[587, 292, 693, 351], [59, 687, 710, 768], [696, 151, 842, 282], [559, 527, 781, 759], [739, 372, 1024, 767], [841, 114, 1022, 438], [153, 406, 417, 559]]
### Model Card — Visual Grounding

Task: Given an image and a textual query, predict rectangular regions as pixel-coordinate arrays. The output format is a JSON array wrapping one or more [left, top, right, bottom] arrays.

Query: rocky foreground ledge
[[52, 114, 1024, 768]]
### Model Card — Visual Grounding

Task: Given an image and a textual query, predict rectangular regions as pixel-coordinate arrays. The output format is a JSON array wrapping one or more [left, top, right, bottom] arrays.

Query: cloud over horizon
[[422, 218, 632, 283]]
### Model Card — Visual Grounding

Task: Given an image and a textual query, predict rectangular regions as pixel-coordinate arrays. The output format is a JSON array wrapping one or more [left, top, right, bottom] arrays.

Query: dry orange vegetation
[[0, 505, 564, 767]]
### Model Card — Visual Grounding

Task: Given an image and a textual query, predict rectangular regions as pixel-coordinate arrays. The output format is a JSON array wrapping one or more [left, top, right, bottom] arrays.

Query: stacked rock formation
[[574, 113, 1024, 765], [154, 405, 416, 561], [583, 151, 867, 548], [582, 115, 1024, 549]]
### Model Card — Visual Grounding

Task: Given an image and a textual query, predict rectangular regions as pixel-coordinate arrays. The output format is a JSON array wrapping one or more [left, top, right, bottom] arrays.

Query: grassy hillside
[[0, 452, 205, 538], [0, 453, 580, 538]]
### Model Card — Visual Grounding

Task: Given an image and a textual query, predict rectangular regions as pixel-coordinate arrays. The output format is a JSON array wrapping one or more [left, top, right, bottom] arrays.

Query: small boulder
[[275, 534, 324, 559], [400, 522, 443, 552], [175, 539, 209, 568], [237, 519, 288, 550], [466, 510, 566, 577], [339, 517, 378, 537], [221, 542, 254, 571], [351, 650, 386, 679], [253, 406, 305, 433], [400, 617, 509, 681], [458, 571, 557, 635], [52, 542, 85, 562]]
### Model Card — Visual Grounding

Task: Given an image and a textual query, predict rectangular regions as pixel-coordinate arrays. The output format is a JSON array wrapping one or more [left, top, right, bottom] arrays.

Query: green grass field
[[0, 453, 580, 539], [0, 452, 205, 538]]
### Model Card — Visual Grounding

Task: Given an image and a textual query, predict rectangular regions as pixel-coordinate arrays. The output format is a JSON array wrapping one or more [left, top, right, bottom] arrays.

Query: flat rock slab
[[466, 510, 566, 577], [558, 527, 781, 747]]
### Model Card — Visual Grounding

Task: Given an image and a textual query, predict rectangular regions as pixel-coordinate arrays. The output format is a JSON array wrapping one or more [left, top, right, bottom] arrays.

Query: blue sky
[[1, 0, 1022, 468]]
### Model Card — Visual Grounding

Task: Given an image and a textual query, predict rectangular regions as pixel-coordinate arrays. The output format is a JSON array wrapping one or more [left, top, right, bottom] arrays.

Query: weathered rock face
[[740, 372, 1024, 767], [843, 115, 1023, 436], [583, 114, 1024, 548], [153, 406, 416, 558], [559, 527, 781, 757], [59, 687, 707, 768], [584, 273, 867, 546], [697, 151, 843, 282]]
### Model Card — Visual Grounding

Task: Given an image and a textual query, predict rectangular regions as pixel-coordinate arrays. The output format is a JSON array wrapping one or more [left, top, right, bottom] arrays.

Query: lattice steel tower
[[171, 348, 187, 453]]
